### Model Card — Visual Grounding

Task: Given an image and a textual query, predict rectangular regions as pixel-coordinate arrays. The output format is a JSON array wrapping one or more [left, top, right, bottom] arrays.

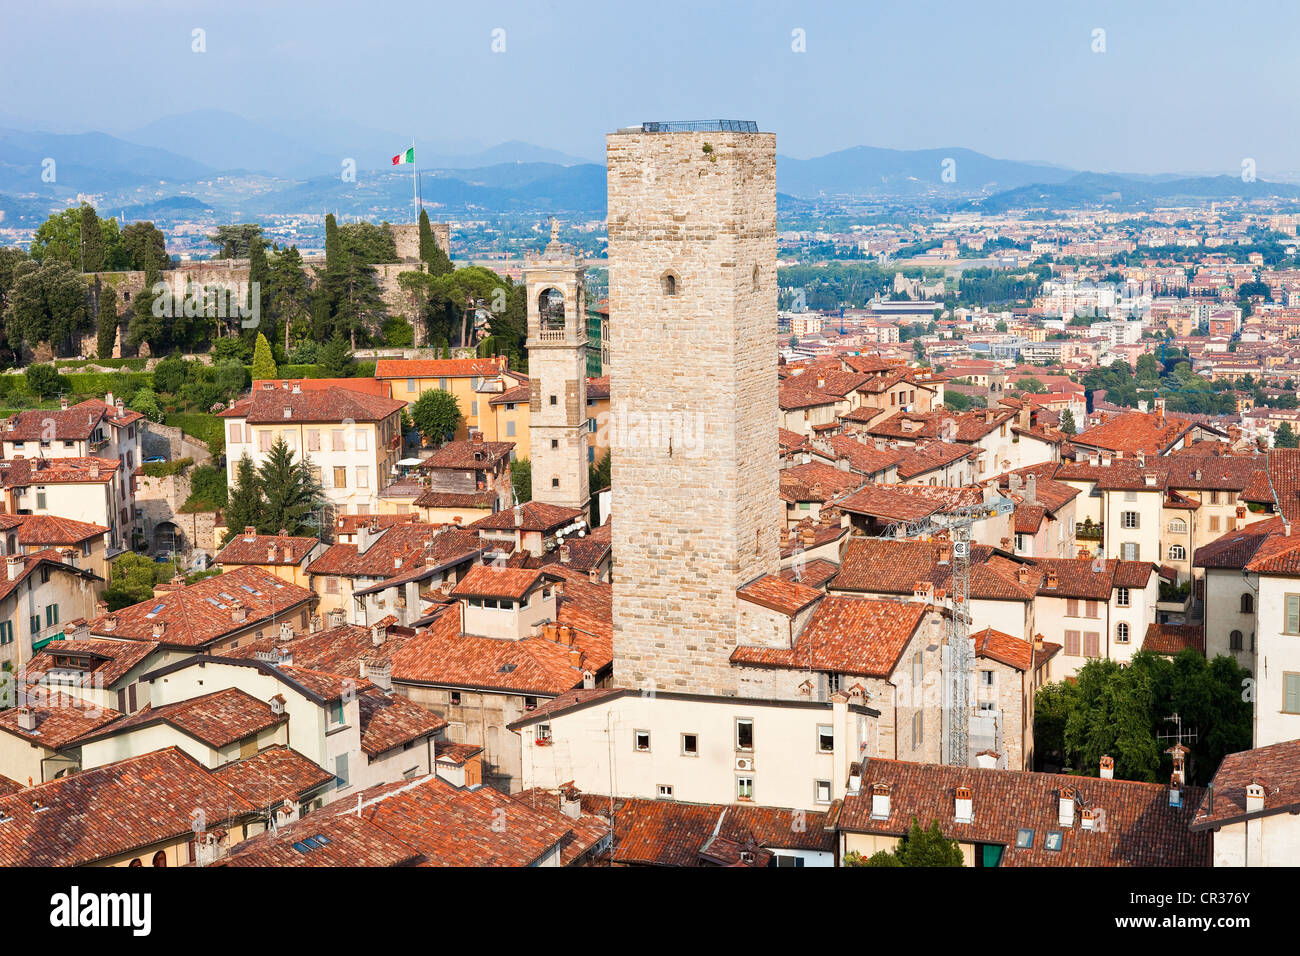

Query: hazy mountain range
[[1, 110, 1298, 230]]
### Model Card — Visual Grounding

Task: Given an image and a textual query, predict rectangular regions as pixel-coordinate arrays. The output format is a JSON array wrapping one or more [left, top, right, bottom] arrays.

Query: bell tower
[[525, 220, 591, 517]]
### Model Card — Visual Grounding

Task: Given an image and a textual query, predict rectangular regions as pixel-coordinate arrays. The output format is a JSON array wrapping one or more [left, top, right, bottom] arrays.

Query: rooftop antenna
[[1158, 712, 1197, 749]]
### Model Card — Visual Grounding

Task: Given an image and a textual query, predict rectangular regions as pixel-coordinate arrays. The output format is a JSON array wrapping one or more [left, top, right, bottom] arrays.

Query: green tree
[[510, 456, 532, 504], [418, 208, 453, 276], [318, 332, 353, 377], [4, 259, 92, 357], [96, 283, 118, 359], [208, 224, 263, 259], [222, 454, 265, 545], [247, 237, 271, 340], [79, 204, 104, 272], [1014, 376, 1047, 394], [128, 386, 163, 423], [251, 332, 277, 380], [1275, 422, 1298, 449], [268, 245, 310, 350], [1059, 408, 1077, 435], [121, 221, 170, 281], [1032, 679, 1080, 770], [410, 389, 462, 445], [24, 363, 64, 399], [324, 214, 341, 270], [104, 552, 170, 611], [257, 437, 323, 536], [846, 819, 963, 867], [153, 355, 190, 394]]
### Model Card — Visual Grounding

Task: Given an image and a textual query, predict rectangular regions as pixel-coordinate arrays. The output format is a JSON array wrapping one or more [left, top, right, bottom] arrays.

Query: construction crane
[[885, 494, 1016, 768]]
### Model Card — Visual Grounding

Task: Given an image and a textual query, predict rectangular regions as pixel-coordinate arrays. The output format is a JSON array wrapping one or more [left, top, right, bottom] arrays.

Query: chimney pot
[[870, 783, 891, 820], [1058, 787, 1076, 827]]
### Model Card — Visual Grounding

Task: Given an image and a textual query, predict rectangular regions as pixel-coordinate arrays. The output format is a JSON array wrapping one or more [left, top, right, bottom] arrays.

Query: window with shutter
[[1084, 631, 1100, 657], [1067, 599, 1079, 618], [1285, 674, 1300, 714], [1287, 595, 1300, 635], [1065, 630, 1081, 656]]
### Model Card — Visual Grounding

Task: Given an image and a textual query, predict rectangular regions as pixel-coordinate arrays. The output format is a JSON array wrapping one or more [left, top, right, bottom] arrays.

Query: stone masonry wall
[[607, 128, 782, 698]]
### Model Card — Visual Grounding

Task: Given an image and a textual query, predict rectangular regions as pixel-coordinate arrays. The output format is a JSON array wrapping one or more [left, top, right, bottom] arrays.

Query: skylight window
[[1044, 831, 1064, 852], [1015, 828, 1034, 848]]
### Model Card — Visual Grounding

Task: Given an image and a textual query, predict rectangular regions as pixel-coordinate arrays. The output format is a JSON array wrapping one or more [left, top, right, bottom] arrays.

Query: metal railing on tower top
[[639, 120, 759, 133]]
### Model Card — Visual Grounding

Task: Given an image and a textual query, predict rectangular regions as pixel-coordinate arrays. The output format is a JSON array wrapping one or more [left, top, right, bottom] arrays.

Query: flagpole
[[412, 138, 418, 223]]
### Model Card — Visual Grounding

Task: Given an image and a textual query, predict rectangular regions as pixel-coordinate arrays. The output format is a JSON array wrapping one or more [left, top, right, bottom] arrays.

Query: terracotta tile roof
[[220, 386, 403, 424], [0, 747, 257, 866], [1014, 504, 1047, 534], [75, 688, 284, 749], [413, 490, 496, 509], [731, 596, 926, 678], [449, 565, 554, 601], [973, 627, 1034, 671], [391, 572, 612, 695], [377, 477, 425, 500], [780, 559, 841, 590], [375, 357, 506, 380], [834, 538, 1038, 602], [90, 566, 314, 649], [577, 795, 835, 866], [1243, 532, 1300, 575], [1071, 411, 1196, 456], [467, 500, 584, 533], [419, 439, 514, 470], [218, 531, 320, 566], [1032, 557, 1120, 600], [779, 428, 812, 454], [210, 744, 334, 808], [22, 637, 161, 689], [840, 405, 889, 424], [251, 377, 388, 397], [868, 408, 1015, 444], [838, 758, 1210, 867], [780, 521, 848, 559], [893, 441, 974, 480], [1142, 623, 1205, 656], [737, 574, 823, 616], [334, 512, 420, 536], [779, 462, 864, 503], [0, 456, 118, 487], [1191, 740, 1300, 829], [834, 483, 984, 522], [3, 399, 136, 442], [1194, 517, 1285, 569], [778, 378, 842, 411], [277, 664, 374, 704], [357, 689, 447, 756], [308, 525, 480, 580], [226, 773, 574, 866], [435, 742, 483, 765], [226, 622, 417, 679], [217, 812, 424, 867], [10, 514, 109, 546], [824, 435, 905, 475], [0, 775, 22, 797], [508, 788, 612, 865], [0, 687, 123, 749], [0, 549, 100, 605], [488, 383, 531, 406]]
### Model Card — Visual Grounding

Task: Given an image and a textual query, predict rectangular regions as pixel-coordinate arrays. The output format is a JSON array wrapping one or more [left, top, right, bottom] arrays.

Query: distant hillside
[[0, 127, 215, 195], [969, 172, 1300, 212], [776, 146, 1076, 198], [121, 195, 219, 221], [249, 163, 607, 217], [0, 192, 51, 226]]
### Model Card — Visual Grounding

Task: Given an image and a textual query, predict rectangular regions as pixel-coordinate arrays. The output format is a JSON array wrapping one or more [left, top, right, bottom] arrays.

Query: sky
[[4, 0, 1299, 175]]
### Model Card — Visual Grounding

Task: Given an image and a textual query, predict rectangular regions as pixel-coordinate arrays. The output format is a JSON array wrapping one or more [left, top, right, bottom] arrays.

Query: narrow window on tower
[[661, 272, 678, 296]]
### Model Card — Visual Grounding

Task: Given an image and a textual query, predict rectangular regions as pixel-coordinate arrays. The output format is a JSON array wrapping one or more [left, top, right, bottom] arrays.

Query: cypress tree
[[324, 213, 341, 271], [96, 284, 118, 359], [222, 454, 265, 543], [79, 204, 104, 273], [251, 332, 277, 380]]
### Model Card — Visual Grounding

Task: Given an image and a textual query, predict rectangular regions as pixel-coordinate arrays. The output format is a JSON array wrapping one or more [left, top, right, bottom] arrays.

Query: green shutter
[[1287, 596, 1300, 635], [1286, 675, 1300, 714]]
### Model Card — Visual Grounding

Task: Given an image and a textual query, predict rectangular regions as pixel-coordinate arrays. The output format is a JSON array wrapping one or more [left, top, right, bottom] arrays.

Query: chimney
[[975, 750, 998, 770], [937, 540, 952, 564], [800, 526, 816, 546], [151, 621, 165, 639], [230, 601, 247, 623], [559, 544, 571, 565], [582, 669, 595, 690], [366, 658, 392, 692], [5, 555, 22, 581], [1015, 565, 1031, 585], [1058, 787, 1076, 827], [1101, 453, 1112, 468], [116, 399, 125, 418], [560, 785, 582, 821], [371, 623, 387, 647], [870, 783, 891, 820], [278, 621, 294, 643], [1089, 453, 1099, 467], [267, 545, 277, 563], [59, 397, 69, 411], [569, 648, 584, 670], [1045, 570, 1058, 588], [955, 786, 973, 824], [268, 694, 286, 716], [105, 392, 114, 408], [1025, 474, 1037, 505], [244, 526, 257, 542], [912, 580, 933, 604], [1143, 472, 1157, 487], [88, 462, 99, 481], [16, 707, 35, 732], [328, 607, 346, 627], [1245, 782, 1265, 815], [1081, 808, 1096, 832], [1167, 744, 1188, 787], [309, 614, 322, 634], [513, 506, 524, 528], [1169, 774, 1183, 807], [1099, 755, 1114, 779]]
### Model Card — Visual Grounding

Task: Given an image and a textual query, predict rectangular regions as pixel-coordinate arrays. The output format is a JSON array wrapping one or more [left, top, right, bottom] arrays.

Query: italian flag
[[392, 147, 415, 166]]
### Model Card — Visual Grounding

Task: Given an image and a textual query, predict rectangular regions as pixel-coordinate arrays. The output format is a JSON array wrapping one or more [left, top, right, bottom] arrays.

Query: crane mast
[[886, 495, 1014, 768]]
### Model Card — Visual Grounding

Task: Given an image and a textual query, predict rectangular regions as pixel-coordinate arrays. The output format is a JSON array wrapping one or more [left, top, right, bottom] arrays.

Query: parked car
[[143, 456, 166, 464]]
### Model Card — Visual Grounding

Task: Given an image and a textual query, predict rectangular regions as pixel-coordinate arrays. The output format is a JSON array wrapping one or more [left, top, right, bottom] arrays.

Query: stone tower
[[606, 121, 781, 697], [525, 221, 591, 516]]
